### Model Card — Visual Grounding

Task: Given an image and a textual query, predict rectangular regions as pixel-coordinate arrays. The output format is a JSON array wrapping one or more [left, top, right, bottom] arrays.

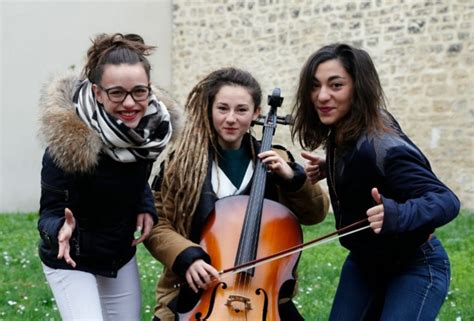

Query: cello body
[[178, 195, 303, 321]]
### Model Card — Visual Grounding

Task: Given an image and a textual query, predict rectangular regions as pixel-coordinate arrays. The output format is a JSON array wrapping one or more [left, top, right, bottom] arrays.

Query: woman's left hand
[[366, 187, 384, 234], [301, 151, 326, 183], [132, 213, 154, 246], [258, 150, 294, 180]]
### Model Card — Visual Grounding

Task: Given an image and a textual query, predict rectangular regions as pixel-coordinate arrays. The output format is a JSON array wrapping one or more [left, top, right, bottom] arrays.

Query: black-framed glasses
[[97, 84, 151, 103]]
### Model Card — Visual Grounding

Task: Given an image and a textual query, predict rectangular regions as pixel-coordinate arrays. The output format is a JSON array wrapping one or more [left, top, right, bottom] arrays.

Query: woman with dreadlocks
[[145, 67, 329, 321]]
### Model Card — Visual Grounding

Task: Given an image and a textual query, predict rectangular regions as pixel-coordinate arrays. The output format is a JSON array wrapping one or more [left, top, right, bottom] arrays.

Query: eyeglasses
[[97, 84, 151, 103]]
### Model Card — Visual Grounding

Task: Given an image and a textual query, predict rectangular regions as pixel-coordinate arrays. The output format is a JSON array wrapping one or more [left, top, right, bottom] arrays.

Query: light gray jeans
[[42, 255, 141, 321]]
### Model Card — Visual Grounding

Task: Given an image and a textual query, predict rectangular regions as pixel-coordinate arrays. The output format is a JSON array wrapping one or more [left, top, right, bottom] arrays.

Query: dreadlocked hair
[[159, 85, 213, 234], [159, 67, 262, 235]]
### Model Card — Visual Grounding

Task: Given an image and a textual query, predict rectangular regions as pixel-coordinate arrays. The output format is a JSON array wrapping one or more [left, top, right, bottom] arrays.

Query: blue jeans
[[329, 236, 450, 321]]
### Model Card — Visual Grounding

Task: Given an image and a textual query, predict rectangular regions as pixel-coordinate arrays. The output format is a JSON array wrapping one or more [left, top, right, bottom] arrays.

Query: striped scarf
[[74, 79, 172, 162]]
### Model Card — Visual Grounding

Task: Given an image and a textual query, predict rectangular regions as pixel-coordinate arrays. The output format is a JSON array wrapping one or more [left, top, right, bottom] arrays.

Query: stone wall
[[170, 0, 474, 210]]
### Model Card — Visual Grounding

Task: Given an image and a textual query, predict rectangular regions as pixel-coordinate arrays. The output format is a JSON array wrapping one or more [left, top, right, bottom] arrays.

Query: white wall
[[0, 0, 172, 212]]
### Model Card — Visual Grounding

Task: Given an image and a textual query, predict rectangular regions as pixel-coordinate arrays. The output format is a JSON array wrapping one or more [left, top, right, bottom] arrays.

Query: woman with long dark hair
[[292, 43, 460, 320]]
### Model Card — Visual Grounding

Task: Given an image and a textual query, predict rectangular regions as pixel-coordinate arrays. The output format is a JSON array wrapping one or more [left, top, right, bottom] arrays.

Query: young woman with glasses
[[37, 33, 182, 320], [291, 43, 460, 320]]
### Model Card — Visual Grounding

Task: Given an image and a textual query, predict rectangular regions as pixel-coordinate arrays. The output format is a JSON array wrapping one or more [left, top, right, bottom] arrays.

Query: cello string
[[233, 123, 272, 313], [241, 139, 274, 319], [244, 172, 262, 303], [238, 164, 266, 313]]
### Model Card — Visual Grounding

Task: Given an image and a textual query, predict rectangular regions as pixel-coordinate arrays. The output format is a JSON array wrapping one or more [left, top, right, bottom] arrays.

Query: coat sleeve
[[140, 183, 158, 224], [379, 142, 460, 234], [38, 150, 78, 251], [145, 181, 210, 278], [273, 148, 330, 225]]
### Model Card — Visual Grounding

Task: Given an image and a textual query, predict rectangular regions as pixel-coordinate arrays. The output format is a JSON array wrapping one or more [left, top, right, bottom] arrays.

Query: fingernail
[[134, 229, 141, 239]]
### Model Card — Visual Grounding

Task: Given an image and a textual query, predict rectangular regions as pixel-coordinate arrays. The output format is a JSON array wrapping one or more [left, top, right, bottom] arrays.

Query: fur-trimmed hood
[[38, 72, 184, 173]]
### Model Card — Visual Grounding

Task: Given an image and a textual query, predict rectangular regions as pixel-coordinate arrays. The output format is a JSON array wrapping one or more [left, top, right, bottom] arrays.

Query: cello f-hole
[[256, 288, 269, 321], [193, 282, 227, 321]]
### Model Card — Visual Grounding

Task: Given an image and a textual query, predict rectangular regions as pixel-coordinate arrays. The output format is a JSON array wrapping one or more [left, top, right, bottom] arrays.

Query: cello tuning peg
[[267, 88, 284, 108]]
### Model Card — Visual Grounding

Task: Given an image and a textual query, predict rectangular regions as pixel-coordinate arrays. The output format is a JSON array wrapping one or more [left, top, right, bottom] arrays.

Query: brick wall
[[170, 0, 474, 210]]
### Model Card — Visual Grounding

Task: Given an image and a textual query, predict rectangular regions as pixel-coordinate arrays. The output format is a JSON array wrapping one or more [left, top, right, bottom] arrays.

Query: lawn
[[0, 211, 472, 320]]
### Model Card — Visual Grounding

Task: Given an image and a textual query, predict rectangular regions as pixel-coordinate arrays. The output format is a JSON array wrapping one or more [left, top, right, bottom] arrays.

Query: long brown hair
[[160, 67, 262, 234], [291, 43, 391, 150]]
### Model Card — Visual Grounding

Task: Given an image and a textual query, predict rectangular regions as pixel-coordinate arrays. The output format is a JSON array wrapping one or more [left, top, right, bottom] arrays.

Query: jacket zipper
[[329, 146, 342, 229], [74, 228, 80, 256], [41, 181, 69, 201]]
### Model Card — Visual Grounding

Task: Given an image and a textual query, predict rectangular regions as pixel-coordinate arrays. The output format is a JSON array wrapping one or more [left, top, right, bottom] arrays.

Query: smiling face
[[93, 63, 149, 129], [311, 59, 354, 126], [211, 85, 260, 150]]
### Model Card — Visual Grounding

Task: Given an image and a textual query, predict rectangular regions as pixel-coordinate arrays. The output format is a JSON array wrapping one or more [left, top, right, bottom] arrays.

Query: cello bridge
[[225, 295, 252, 313]]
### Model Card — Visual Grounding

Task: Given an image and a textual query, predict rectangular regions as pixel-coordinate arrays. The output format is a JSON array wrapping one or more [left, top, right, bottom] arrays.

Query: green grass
[[0, 211, 472, 320]]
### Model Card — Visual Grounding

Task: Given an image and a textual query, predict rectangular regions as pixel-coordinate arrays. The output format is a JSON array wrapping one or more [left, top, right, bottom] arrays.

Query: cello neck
[[234, 89, 282, 272]]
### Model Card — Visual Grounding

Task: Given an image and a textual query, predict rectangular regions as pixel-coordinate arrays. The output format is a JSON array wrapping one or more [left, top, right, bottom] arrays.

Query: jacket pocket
[[77, 228, 130, 260]]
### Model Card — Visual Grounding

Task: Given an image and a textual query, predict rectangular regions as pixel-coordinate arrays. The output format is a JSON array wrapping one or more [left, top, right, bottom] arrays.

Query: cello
[[179, 88, 303, 321]]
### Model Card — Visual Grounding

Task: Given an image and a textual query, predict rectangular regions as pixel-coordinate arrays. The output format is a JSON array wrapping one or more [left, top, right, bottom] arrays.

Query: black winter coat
[[37, 73, 183, 277], [39, 150, 157, 277]]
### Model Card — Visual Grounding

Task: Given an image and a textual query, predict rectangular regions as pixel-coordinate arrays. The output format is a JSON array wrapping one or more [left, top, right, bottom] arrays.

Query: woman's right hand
[[185, 259, 220, 293], [301, 151, 327, 183], [57, 208, 77, 268]]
